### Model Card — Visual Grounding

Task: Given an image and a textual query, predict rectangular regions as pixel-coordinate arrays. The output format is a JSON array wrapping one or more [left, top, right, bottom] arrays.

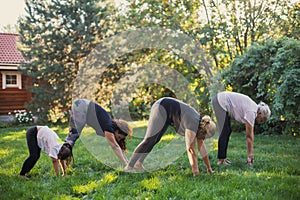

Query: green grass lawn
[[0, 122, 299, 200]]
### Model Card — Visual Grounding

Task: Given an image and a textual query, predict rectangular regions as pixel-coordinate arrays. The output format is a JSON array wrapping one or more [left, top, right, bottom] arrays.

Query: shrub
[[13, 110, 34, 124], [220, 37, 300, 136]]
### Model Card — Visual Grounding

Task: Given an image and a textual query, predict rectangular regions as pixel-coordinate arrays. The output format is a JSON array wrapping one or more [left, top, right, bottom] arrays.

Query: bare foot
[[217, 159, 231, 166], [134, 161, 146, 171], [19, 175, 30, 180]]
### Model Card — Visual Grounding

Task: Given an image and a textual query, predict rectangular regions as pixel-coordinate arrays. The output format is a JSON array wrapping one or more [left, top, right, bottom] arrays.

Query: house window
[[6, 74, 17, 85], [1, 71, 22, 89]]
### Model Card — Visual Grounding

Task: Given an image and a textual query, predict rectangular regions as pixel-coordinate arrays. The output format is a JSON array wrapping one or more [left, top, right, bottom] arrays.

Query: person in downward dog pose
[[125, 97, 216, 176], [212, 91, 271, 165], [65, 99, 132, 166], [20, 126, 73, 179]]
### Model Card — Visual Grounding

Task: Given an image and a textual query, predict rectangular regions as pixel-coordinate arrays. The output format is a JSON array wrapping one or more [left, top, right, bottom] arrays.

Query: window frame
[[1, 71, 22, 89]]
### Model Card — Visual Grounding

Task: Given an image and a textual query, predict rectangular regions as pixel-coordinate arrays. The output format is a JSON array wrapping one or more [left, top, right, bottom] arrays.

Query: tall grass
[[0, 123, 299, 199]]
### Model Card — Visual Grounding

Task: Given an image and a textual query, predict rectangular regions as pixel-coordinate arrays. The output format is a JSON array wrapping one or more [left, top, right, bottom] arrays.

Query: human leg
[[212, 96, 232, 160], [217, 112, 231, 159], [65, 115, 81, 146], [65, 100, 89, 146], [128, 104, 169, 168], [20, 126, 41, 176]]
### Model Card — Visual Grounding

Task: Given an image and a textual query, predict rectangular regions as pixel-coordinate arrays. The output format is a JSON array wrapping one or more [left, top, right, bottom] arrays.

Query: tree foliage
[[279, 2, 300, 39], [95, 0, 214, 119], [195, 0, 296, 69], [18, 0, 114, 122], [16, 0, 299, 130], [221, 37, 300, 135]]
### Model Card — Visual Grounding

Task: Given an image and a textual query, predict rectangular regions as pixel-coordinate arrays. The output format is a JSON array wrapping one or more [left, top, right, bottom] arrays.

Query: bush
[[13, 110, 34, 124], [220, 37, 300, 136]]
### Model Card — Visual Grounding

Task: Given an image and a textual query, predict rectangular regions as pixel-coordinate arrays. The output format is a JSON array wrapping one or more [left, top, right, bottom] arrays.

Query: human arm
[[105, 131, 128, 166], [197, 139, 213, 173], [51, 157, 61, 176], [185, 129, 199, 176], [245, 121, 254, 164], [64, 128, 80, 147]]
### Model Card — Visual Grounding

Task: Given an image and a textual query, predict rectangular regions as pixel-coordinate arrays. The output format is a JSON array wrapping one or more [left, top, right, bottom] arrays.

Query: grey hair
[[258, 102, 271, 119]]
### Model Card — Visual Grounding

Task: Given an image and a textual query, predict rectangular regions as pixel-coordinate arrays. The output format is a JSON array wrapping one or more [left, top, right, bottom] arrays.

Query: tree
[[280, 2, 300, 39], [0, 24, 19, 33], [94, 0, 214, 119], [107, 0, 297, 119], [18, 0, 115, 122], [196, 0, 296, 69]]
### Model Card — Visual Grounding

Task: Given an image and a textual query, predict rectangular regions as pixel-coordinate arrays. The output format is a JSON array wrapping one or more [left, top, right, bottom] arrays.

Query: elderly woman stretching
[[212, 91, 271, 165]]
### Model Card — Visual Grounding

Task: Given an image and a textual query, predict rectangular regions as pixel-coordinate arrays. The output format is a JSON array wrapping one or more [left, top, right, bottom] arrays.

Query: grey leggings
[[212, 96, 232, 159], [128, 102, 171, 168]]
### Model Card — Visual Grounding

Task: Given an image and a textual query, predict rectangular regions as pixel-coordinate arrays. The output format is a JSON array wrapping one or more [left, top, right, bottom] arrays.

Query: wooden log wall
[[0, 74, 32, 115]]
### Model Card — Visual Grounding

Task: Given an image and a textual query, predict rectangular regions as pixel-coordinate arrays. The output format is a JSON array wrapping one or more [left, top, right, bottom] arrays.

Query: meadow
[[0, 122, 299, 200]]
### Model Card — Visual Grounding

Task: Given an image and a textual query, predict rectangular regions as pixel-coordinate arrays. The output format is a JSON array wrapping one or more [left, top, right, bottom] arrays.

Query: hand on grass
[[124, 165, 134, 172], [246, 156, 254, 165], [193, 170, 199, 177], [207, 168, 214, 174], [192, 166, 199, 176]]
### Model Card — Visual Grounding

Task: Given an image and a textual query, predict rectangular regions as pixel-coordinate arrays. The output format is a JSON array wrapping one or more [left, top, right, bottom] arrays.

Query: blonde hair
[[197, 115, 216, 139]]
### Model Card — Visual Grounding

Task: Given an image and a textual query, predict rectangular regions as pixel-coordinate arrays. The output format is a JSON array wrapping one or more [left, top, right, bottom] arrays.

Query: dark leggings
[[20, 126, 41, 176], [212, 96, 232, 159], [128, 103, 170, 168]]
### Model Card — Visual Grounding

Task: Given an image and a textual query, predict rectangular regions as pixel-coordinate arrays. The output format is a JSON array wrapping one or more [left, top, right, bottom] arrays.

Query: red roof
[[0, 33, 27, 65]]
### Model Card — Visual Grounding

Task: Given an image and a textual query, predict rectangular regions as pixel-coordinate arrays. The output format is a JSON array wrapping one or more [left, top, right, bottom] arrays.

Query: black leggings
[[212, 96, 232, 159], [20, 126, 41, 176]]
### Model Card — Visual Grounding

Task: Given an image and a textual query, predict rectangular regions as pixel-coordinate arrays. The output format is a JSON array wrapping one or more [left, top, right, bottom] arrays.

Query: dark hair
[[116, 138, 127, 152], [58, 143, 74, 166], [112, 119, 132, 153], [112, 119, 132, 138]]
